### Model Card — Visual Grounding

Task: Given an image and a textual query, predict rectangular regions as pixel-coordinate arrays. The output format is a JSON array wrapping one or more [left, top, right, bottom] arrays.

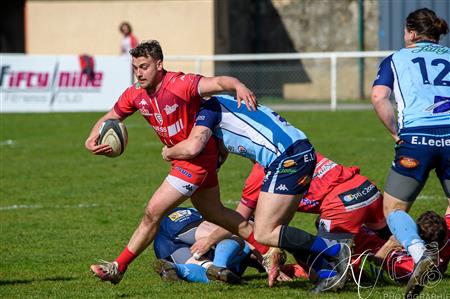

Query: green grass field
[[0, 110, 448, 298]]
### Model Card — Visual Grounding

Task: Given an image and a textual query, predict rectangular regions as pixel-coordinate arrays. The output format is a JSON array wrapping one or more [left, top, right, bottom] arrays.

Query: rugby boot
[[405, 242, 440, 299], [153, 259, 181, 282], [262, 247, 287, 287], [330, 239, 353, 289], [206, 265, 243, 284], [90, 260, 124, 284], [310, 270, 341, 293]]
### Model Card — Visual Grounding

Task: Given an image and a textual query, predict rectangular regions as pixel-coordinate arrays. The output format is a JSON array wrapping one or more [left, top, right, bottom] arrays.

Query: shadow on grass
[[0, 276, 75, 286]]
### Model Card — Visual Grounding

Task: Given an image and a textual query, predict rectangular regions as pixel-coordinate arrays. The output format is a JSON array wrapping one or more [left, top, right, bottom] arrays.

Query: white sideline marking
[[0, 139, 15, 146], [0, 203, 103, 211], [0, 200, 239, 211]]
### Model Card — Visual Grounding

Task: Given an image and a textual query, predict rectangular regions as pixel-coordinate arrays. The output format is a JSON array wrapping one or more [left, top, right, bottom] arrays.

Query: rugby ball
[[97, 119, 128, 157]]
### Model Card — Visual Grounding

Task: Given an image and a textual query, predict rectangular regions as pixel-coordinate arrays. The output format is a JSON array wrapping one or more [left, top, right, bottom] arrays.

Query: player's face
[[132, 56, 163, 90]]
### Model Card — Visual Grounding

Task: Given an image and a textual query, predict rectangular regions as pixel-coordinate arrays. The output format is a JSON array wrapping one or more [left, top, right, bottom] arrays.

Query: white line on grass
[[0, 203, 103, 211], [0, 200, 239, 211]]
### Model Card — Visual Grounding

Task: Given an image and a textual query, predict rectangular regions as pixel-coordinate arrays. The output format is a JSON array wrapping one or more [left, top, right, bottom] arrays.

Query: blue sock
[[310, 237, 340, 257], [317, 269, 337, 279], [227, 242, 251, 274], [174, 264, 209, 283], [387, 210, 424, 249], [213, 239, 242, 268]]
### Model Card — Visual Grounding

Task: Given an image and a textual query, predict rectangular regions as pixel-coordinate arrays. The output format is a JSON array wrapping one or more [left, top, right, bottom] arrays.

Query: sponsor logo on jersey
[[238, 145, 247, 153], [300, 197, 320, 207], [155, 113, 163, 125], [276, 184, 289, 191], [168, 209, 192, 221], [175, 166, 192, 178], [411, 44, 449, 55], [424, 97, 450, 114], [297, 175, 311, 187], [139, 107, 152, 116], [283, 159, 296, 168], [338, 180, 379, 210], [152, 125, 168, 135], [410, 135, 450, 147], [183, 184, 194, 193], [227, 145, 235, 152], [398, 156, 419, 169], [314, 159, 338, 178], [279, 168, 298, 174], [164, 104, 179, 115], [139, 99, 148, 106]]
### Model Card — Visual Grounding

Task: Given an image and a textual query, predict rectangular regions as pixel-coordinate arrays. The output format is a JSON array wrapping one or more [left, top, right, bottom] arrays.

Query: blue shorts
[[261, 139, 316, 195], [393, 125, 450, 183]]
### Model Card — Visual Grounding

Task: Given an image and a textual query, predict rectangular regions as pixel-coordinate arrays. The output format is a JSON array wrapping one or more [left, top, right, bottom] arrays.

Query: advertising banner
[[0, 54, 131, 112]]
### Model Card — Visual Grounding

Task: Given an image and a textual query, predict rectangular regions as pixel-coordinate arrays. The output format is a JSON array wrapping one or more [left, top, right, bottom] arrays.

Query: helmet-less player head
[[129, 40, 164, 92], [404, 8, 449, 46]]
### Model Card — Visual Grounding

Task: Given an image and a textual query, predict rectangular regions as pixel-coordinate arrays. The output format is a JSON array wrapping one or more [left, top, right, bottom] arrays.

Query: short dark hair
[[129, 40, 164, 61], [417, 211, 448, 248], [406, 8, 449, 42]]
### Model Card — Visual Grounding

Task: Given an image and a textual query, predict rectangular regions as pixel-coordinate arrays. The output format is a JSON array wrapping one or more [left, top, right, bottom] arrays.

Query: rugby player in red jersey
[[85, 40, 264, 284], [354, 211, 449, 285]]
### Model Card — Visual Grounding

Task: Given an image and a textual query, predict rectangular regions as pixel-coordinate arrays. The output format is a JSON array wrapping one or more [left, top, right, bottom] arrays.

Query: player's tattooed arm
[[162, 125, 213, 161]]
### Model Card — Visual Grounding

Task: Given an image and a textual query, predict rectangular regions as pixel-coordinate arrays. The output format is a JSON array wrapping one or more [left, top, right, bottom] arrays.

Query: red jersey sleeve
[[113, 85, 138, 118], [166, 72, 203, 102]]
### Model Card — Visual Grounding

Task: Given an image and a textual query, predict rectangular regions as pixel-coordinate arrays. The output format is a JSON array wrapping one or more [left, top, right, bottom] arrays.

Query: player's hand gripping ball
[[97, 119, 128, 157]]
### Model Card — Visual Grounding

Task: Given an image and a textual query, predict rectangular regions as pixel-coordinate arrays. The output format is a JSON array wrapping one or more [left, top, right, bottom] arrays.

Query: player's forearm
[[215, 76, 245, 92], [165, 141, 199, 160], [371, 95, 398, 141]]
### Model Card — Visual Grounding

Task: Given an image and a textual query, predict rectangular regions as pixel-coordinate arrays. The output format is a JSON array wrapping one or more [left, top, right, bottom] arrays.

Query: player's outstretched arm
[[162, 125, 213, 161], [199, 76, 257, 111], [371, 85, 399, 142], [85, 109, 124, 155]]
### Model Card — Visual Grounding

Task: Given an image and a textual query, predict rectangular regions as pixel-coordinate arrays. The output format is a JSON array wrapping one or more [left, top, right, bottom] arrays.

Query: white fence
[[1, 51, 394, 112], [166, 51, 394, 111]]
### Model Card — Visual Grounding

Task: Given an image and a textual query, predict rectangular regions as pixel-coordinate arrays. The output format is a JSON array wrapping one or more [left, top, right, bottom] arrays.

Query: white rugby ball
[[97, 119, 128, 157]]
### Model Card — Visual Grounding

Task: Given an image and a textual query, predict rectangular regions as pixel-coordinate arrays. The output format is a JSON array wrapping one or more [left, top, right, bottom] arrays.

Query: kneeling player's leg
[[384, 169, 426, 263]]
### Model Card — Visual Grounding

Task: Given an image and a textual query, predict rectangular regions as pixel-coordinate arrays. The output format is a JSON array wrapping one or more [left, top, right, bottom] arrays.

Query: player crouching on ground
[[153, 207, 264, 284], [355, 211, 449, 285]]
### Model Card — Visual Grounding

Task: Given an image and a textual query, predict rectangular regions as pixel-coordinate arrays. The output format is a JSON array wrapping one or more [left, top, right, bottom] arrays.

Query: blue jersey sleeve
[[373, 54, 394, 89], [195, 97, 222, 129]]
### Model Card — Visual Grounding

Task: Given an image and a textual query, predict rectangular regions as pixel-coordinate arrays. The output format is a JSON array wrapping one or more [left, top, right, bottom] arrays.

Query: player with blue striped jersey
[[371, 8, 449, 298], [198, 94, 308, 167], [163, 95, 352, 291]]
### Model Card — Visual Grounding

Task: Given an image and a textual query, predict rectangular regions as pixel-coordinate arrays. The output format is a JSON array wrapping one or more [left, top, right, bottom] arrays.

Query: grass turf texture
[[0, 110, 448, 298]]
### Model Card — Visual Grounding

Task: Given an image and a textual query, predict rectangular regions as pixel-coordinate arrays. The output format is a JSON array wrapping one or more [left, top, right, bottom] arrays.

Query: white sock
[[408, 241, 426, 264]]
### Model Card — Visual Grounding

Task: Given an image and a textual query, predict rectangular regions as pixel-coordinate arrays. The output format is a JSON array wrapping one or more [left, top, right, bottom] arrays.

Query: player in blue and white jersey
[[371, 7, 449, 298], [162, 95, 352, 291], [152, 207, 251, 284]]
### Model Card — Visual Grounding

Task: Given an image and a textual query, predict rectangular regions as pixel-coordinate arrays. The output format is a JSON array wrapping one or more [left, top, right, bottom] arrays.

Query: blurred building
[[2, 0, 449, 99]]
